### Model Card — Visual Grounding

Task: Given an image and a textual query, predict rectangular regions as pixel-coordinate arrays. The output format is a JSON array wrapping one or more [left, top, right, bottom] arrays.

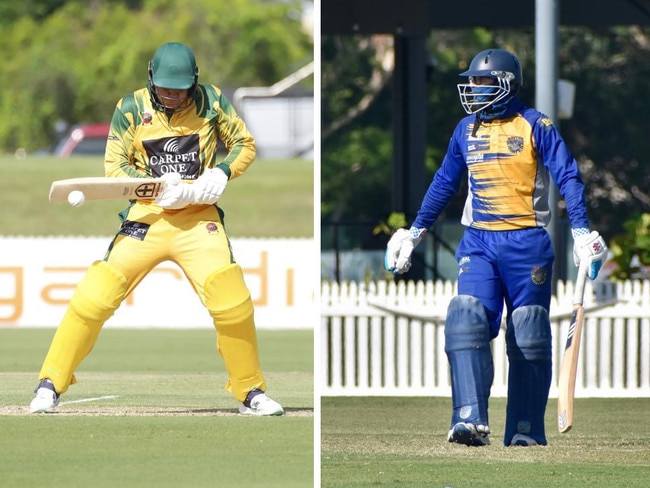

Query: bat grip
[[573, 262, 589, 306]]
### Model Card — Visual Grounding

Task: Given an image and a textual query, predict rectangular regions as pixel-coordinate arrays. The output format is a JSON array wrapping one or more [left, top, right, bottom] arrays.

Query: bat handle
[[573, 262, 589, 306]]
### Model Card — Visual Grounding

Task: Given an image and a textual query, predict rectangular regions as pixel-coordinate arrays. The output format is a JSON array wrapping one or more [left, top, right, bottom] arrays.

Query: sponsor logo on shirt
[[143, 134, 201, 179]]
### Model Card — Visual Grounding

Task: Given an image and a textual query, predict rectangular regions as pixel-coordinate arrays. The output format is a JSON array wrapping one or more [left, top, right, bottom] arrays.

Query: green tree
[[321, 35, 394, 225], [0, 0, 67, 25], [0, 0, 312, 152], [608, 213, 650, 280]]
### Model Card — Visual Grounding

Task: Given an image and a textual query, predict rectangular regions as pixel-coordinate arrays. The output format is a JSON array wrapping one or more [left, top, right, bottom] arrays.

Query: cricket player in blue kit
[[385, 49, 608, 447]]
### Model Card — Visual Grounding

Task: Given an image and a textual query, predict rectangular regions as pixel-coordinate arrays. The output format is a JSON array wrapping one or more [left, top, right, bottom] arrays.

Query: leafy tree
[[0, 0, 67, 25], [608, 213, 650, 280], [321, 35, 394, 226], [0, 0, 312, 152], [557, 26, 650, 239], [0, 0, 147, 25]]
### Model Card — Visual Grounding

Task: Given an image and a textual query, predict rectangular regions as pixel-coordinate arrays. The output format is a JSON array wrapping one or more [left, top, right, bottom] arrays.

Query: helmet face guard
[[457, 49, 522, 114], [151, 88, 186, 107], [148, 75, 198, 111], [457, 73, 514, 114]]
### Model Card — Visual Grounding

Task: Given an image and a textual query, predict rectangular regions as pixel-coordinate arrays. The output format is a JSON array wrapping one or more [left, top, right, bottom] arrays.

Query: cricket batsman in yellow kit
[[29, 41, 284, 416]]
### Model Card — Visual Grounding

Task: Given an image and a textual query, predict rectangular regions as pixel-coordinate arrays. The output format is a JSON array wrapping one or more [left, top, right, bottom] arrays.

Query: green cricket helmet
[[147, 42, 199, 110]]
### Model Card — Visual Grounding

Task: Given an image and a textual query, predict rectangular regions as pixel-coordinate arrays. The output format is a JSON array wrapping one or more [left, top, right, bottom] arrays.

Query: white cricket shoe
[[509, 433, 539, 447], [29, 379, 60, 413], [447, 422, 490, 446], [238, 390, 284, 416]]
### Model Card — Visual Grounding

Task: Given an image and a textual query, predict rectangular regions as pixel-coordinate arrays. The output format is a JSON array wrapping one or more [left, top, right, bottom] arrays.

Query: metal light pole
[[535, 0, 563, 283]]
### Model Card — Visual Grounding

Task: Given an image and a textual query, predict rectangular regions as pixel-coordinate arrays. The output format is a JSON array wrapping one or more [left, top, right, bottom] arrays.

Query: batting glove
[[155, 172, 195, 209], [193, 168, 228, 205], [572, 229, 608, 280], [385, 227, 426, 274]]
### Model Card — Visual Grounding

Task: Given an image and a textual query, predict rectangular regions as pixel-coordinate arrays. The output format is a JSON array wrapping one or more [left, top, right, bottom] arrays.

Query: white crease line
[[60, 395, 119, 405]]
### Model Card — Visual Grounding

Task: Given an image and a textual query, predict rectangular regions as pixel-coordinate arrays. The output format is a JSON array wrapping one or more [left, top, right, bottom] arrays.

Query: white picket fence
[[321, 279, 650, 398]]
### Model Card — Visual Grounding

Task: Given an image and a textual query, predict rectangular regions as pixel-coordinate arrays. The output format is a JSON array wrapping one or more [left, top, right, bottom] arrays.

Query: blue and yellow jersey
[[104, 84, 255, 181], [413, 100, 589, 231]]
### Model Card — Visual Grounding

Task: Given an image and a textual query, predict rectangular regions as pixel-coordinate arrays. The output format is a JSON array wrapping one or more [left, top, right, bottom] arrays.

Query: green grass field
[[0, 328, 313, 488], [0, 155, 313, 237], [321, 396, 650, 488]]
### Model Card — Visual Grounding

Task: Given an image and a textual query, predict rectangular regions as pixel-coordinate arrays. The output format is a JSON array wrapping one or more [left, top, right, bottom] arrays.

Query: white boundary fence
[[321, 279, 650, 398]]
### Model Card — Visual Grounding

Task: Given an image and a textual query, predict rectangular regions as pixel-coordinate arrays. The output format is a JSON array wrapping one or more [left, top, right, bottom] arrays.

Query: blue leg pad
[[444, 295, 493, 427], [504, 305, 552, 446]]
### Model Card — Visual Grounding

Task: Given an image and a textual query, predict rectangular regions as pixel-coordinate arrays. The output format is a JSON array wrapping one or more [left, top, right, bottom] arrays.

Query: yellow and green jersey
[[104, 84, 255, 181]]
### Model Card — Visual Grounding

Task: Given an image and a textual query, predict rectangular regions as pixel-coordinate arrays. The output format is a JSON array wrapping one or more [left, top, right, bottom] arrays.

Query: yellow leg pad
[[205, 263, 266, 402], [39, 261, 128, 394]]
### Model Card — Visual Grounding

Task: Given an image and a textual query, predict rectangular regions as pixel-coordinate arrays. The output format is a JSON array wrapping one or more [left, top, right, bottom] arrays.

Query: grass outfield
[[0, 155, 313, 238], [321, 396, 650, 488], [0, 328, 313, 488]]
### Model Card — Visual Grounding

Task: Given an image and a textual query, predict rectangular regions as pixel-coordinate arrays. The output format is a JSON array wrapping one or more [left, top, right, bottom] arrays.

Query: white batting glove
[[193, 168, 228, 205], [384, 227, 426, 274], [155, 173, 195, 209], [572, 229, 608, 280]]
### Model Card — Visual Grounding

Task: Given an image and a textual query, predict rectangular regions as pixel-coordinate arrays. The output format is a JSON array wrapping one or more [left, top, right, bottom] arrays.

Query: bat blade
[[49, 177, 165, 202], [557, 264, 589, 433], [557, 303, 585, 432]]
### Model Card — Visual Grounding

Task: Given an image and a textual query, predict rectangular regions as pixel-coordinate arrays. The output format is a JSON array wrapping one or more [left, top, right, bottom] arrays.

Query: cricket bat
[[557, 262, 589, 433], [49, 177, 166, 202]]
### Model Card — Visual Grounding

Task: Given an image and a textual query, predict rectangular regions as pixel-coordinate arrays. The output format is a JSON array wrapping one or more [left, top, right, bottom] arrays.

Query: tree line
[[0, 0, 312, 153]]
